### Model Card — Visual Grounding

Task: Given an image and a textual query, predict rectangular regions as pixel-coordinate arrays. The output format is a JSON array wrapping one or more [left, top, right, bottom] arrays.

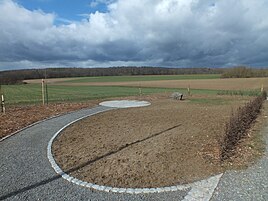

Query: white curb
[[47, 106, 223, 199]]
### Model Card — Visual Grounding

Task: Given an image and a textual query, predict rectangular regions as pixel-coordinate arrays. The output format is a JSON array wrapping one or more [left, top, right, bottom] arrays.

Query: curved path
[[0, 105, 267, 201]]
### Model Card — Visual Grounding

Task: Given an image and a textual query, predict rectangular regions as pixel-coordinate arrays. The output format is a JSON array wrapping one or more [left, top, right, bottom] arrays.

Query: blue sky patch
[[17, 0, 109, 23]]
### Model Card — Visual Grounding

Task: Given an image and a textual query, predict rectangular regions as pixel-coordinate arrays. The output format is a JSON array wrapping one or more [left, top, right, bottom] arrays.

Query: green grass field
[[2, 84, 221, 105], [62, 74, 221, 83], [1, 74, 261, 105]]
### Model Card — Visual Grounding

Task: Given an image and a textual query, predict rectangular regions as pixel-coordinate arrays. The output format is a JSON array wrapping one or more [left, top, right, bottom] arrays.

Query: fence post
[[42, 79, 45, 105], [45, 81, 49, 105], [44, 69, 49, 105], [187, 85, 191, 96], [1, 94, 5, 114]]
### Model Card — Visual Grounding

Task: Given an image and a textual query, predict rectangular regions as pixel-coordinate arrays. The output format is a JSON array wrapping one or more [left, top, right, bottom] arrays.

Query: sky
[[0, 0, 268, 71]]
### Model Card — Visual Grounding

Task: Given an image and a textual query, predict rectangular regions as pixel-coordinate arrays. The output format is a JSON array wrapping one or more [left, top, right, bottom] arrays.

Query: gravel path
[[0, 106, 189, 201], [0, 105, 267, 200]]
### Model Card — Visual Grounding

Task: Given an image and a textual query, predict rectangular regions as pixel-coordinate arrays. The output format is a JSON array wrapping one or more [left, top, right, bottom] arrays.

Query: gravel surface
[[0, 105, 267, 201], [0, 106, 190, 201]]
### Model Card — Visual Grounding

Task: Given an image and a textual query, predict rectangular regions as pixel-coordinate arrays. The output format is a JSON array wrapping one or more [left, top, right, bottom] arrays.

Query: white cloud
[[1, 0, 268, 70], [90, 0, 116, 8]]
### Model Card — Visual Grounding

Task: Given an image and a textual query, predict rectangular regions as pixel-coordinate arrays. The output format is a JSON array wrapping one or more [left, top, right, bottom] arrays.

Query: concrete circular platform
[[99, 100, 151, 108]]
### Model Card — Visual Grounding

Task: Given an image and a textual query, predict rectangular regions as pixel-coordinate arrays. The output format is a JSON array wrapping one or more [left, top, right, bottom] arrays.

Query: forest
[[0, 67, 223, 84]]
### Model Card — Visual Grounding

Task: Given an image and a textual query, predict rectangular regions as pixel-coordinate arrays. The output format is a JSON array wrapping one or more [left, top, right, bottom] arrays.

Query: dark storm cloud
[[1, 0, 268, 70]]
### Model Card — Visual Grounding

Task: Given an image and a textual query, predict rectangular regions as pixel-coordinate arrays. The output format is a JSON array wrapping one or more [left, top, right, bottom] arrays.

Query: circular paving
[[99, 100, 151, 108]]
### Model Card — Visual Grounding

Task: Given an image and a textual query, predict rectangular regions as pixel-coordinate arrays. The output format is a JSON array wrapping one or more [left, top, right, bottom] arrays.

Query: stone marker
[[171, 92, 183, 100]]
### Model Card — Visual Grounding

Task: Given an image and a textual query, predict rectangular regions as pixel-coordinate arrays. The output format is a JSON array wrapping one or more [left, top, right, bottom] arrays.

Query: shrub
[[220, 91, 267, 160], [217, 90, 260, 96]]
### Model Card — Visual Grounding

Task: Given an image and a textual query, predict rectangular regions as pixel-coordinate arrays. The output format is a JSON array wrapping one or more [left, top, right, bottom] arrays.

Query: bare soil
[[24, 77, 80, 84], [0, 101, 97, 139], [52, 94, 266, 188]]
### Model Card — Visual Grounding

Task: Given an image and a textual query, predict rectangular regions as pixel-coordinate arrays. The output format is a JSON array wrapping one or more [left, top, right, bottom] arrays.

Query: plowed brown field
[[53, 94, 266, 188]]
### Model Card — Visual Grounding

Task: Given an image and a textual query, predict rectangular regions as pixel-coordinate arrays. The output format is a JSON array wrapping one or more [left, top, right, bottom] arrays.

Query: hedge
[[220, 91, 267, 160]]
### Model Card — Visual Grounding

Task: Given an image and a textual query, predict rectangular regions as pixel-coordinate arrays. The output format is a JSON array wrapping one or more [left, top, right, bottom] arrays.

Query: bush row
[[220, 91, 267, 160], [217, 90, 261, 96]]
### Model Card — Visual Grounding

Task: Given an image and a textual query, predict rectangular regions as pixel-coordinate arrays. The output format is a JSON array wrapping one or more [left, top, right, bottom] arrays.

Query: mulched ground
[[0, 101, 98, 139], [52, 94, 266, 188]]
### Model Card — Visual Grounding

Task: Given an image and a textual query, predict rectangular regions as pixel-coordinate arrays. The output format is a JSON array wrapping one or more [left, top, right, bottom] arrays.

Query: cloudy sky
[[0, 0, 268, 71]]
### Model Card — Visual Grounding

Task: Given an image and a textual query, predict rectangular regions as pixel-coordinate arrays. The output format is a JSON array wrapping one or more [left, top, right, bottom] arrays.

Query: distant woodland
[[0, 67, 222, 84], [0, 66, 267, 85], [221, 66, 268, 78]]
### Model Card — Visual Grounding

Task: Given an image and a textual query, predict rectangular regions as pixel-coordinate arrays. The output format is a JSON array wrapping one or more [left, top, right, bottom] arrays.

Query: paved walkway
[[0, 106, 267, 200]]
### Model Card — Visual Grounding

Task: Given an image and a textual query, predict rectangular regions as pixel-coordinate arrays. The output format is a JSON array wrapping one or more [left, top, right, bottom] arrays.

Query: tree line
[[1, 66, 267, 85], [0, 67, 223, 84], [221, 66, 268, 78]]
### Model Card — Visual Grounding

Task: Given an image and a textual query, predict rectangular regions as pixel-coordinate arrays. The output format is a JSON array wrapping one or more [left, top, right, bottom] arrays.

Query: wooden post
[[187, 85, 191, 96], [1, 94, 5, 114], [139, 82, 142, 96], [41, 79, 45, 105], [261, 84, 264, 92]]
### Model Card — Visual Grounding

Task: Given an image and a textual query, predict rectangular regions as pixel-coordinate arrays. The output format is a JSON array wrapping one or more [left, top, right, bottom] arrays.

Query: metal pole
[[44, 69, 49, 105], [42, 79, 45, 105], [45, 83, 48, 105]]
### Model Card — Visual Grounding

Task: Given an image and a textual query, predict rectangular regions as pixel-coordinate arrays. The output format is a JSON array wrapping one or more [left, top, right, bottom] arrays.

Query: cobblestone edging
[[47, 106, 222, 199]]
